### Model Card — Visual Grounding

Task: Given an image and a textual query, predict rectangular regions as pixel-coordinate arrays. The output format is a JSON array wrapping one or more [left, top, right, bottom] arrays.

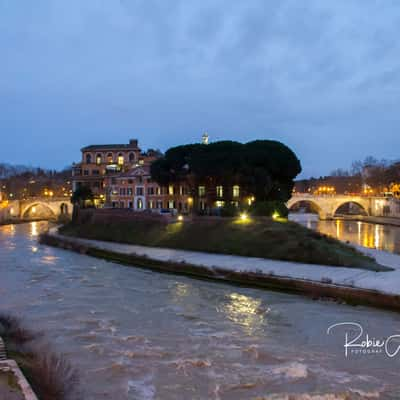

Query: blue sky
[[1, 0, 400, 178]]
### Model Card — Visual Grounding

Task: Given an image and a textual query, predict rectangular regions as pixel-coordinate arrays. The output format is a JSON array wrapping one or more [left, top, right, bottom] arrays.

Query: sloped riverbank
[[41, 227, 400, 312]]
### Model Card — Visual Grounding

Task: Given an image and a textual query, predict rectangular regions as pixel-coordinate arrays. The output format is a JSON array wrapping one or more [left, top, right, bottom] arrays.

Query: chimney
[[129, 139, 138, 147]]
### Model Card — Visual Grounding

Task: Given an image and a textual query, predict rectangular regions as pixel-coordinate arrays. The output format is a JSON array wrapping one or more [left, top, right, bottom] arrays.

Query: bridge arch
[[333, 201, 369, 217], [287, 199, 323, 218], [21, 202, 57, 219]]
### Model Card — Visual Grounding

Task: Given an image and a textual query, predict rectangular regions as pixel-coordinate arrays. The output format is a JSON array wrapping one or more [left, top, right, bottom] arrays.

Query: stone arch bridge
[[7, 198, 72, 220], [287, 194, 390, 220]]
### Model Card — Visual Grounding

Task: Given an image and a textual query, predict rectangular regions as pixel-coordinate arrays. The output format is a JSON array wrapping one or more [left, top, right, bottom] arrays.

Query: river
[[1, 222, 400, 399], [289, 213, 400, 255]]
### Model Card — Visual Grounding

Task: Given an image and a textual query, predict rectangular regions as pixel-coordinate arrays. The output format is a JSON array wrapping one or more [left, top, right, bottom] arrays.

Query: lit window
[[215, 201, 225, 208], [96, 154, 102, 164], [168, 200, 175, 209], [117, 154, 124, 165], [216, 186, 223, 198], [233, 185, 240, 198], [198, 186, 205, 197], [137, 198, 143, 209], [107, 153, 113, 163], [168, 185, 174, 195]]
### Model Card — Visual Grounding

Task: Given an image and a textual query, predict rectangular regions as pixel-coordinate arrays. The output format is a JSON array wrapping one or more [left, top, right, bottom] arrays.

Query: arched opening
[[129, 152, 135, 163], [334, 202, 368, 217], [107, 153, 113, 163], [288, 200, 322, 225], [96, 153, 102, 165], [60, 203, 69, 215], [137, 198, 143, 209], [288, 200, 321, 215], [85, 153, 92, 164], [23, 203, 56, 220]]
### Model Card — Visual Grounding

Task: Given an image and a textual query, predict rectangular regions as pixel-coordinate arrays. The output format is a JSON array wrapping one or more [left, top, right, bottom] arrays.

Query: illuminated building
[[71, 139, 161, 205]]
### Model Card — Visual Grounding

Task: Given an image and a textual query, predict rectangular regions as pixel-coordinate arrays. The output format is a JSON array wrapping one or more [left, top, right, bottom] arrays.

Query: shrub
[[0, 313, 80, 400], [220, 203, 239, 217], [249, 201, 289, 217], [0, 314, 38, 345], [23, 351, 79, 400]]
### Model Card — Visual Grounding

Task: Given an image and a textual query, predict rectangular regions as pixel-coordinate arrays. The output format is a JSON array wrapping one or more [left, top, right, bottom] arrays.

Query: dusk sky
[[1, 0, 400, 178]]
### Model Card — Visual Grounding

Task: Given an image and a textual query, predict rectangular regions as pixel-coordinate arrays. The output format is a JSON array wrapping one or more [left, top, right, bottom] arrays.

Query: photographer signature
[[327, 322, 400, 358]]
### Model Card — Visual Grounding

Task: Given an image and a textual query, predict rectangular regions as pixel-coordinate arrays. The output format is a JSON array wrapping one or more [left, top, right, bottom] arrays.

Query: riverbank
[[335, 214, 400, 227], [0, 314, 79, 400], [41, 228, 400, 312], [59, 213, 387, 271]]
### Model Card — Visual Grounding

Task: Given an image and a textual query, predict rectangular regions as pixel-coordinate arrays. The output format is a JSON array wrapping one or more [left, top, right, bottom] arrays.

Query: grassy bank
[[59, 214, 388, 271]]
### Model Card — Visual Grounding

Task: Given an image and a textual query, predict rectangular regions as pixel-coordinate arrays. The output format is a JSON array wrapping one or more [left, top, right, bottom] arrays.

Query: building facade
[[104, 165, 192, 212], [71, 139, 160, 205], [72, 138, 249, 213]]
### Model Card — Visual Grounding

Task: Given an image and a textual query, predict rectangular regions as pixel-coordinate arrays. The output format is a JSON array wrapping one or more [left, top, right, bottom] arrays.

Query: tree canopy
[[71, 185, 94, 207], [151, 140, 301, 202]]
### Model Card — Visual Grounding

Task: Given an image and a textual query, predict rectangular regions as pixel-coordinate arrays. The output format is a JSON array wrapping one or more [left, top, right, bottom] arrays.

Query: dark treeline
[[296, 156, 400, 195], [0, 163, 72, 200]]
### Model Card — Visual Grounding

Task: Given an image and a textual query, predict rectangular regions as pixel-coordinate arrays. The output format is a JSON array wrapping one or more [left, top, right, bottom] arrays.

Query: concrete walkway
[[49, 228, 400, 298], [0, 337, 38, 400]]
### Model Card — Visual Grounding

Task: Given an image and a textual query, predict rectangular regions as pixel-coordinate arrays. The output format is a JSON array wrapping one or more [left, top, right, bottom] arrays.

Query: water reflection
[[218, 292, 268, 334], [290, 213, 400, 254], [30, 221, 38, 237], [0, 223, 15, 237]]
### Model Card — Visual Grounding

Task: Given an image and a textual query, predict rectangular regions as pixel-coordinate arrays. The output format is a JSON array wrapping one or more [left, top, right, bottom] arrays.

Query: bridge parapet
[[287, 194, 392, 220], [1, 198, 73, 220]]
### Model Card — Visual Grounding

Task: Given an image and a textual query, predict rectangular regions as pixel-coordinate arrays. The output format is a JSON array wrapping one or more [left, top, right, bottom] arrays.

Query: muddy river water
[[1, 222, 400, 399]]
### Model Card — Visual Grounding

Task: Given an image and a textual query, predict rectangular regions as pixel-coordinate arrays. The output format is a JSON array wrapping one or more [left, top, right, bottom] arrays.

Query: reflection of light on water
[[0, 224, 15, 237], [374, 225, 380, 249], [30, 221, 38, 237], [298, 214, 398, 254], [335, 220, 342, 239], [220, 292, 268, 334], [41, 255, 58, 265], [173, 282, 190, 299]]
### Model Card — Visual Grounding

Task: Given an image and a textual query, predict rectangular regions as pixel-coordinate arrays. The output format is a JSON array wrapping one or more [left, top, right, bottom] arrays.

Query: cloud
[[0, 0, 400, 177]]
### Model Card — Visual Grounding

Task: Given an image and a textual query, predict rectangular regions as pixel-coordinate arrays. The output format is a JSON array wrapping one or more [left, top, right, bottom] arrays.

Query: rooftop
[[81, 139, 139, 152]]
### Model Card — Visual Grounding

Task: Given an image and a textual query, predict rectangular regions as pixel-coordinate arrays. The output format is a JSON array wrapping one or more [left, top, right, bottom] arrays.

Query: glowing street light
[[177, 215, 184, 222], [240, 212, 248, 221]]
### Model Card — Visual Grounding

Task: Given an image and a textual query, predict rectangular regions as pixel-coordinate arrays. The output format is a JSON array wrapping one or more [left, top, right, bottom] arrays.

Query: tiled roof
[[81, 144, 139, 151]]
